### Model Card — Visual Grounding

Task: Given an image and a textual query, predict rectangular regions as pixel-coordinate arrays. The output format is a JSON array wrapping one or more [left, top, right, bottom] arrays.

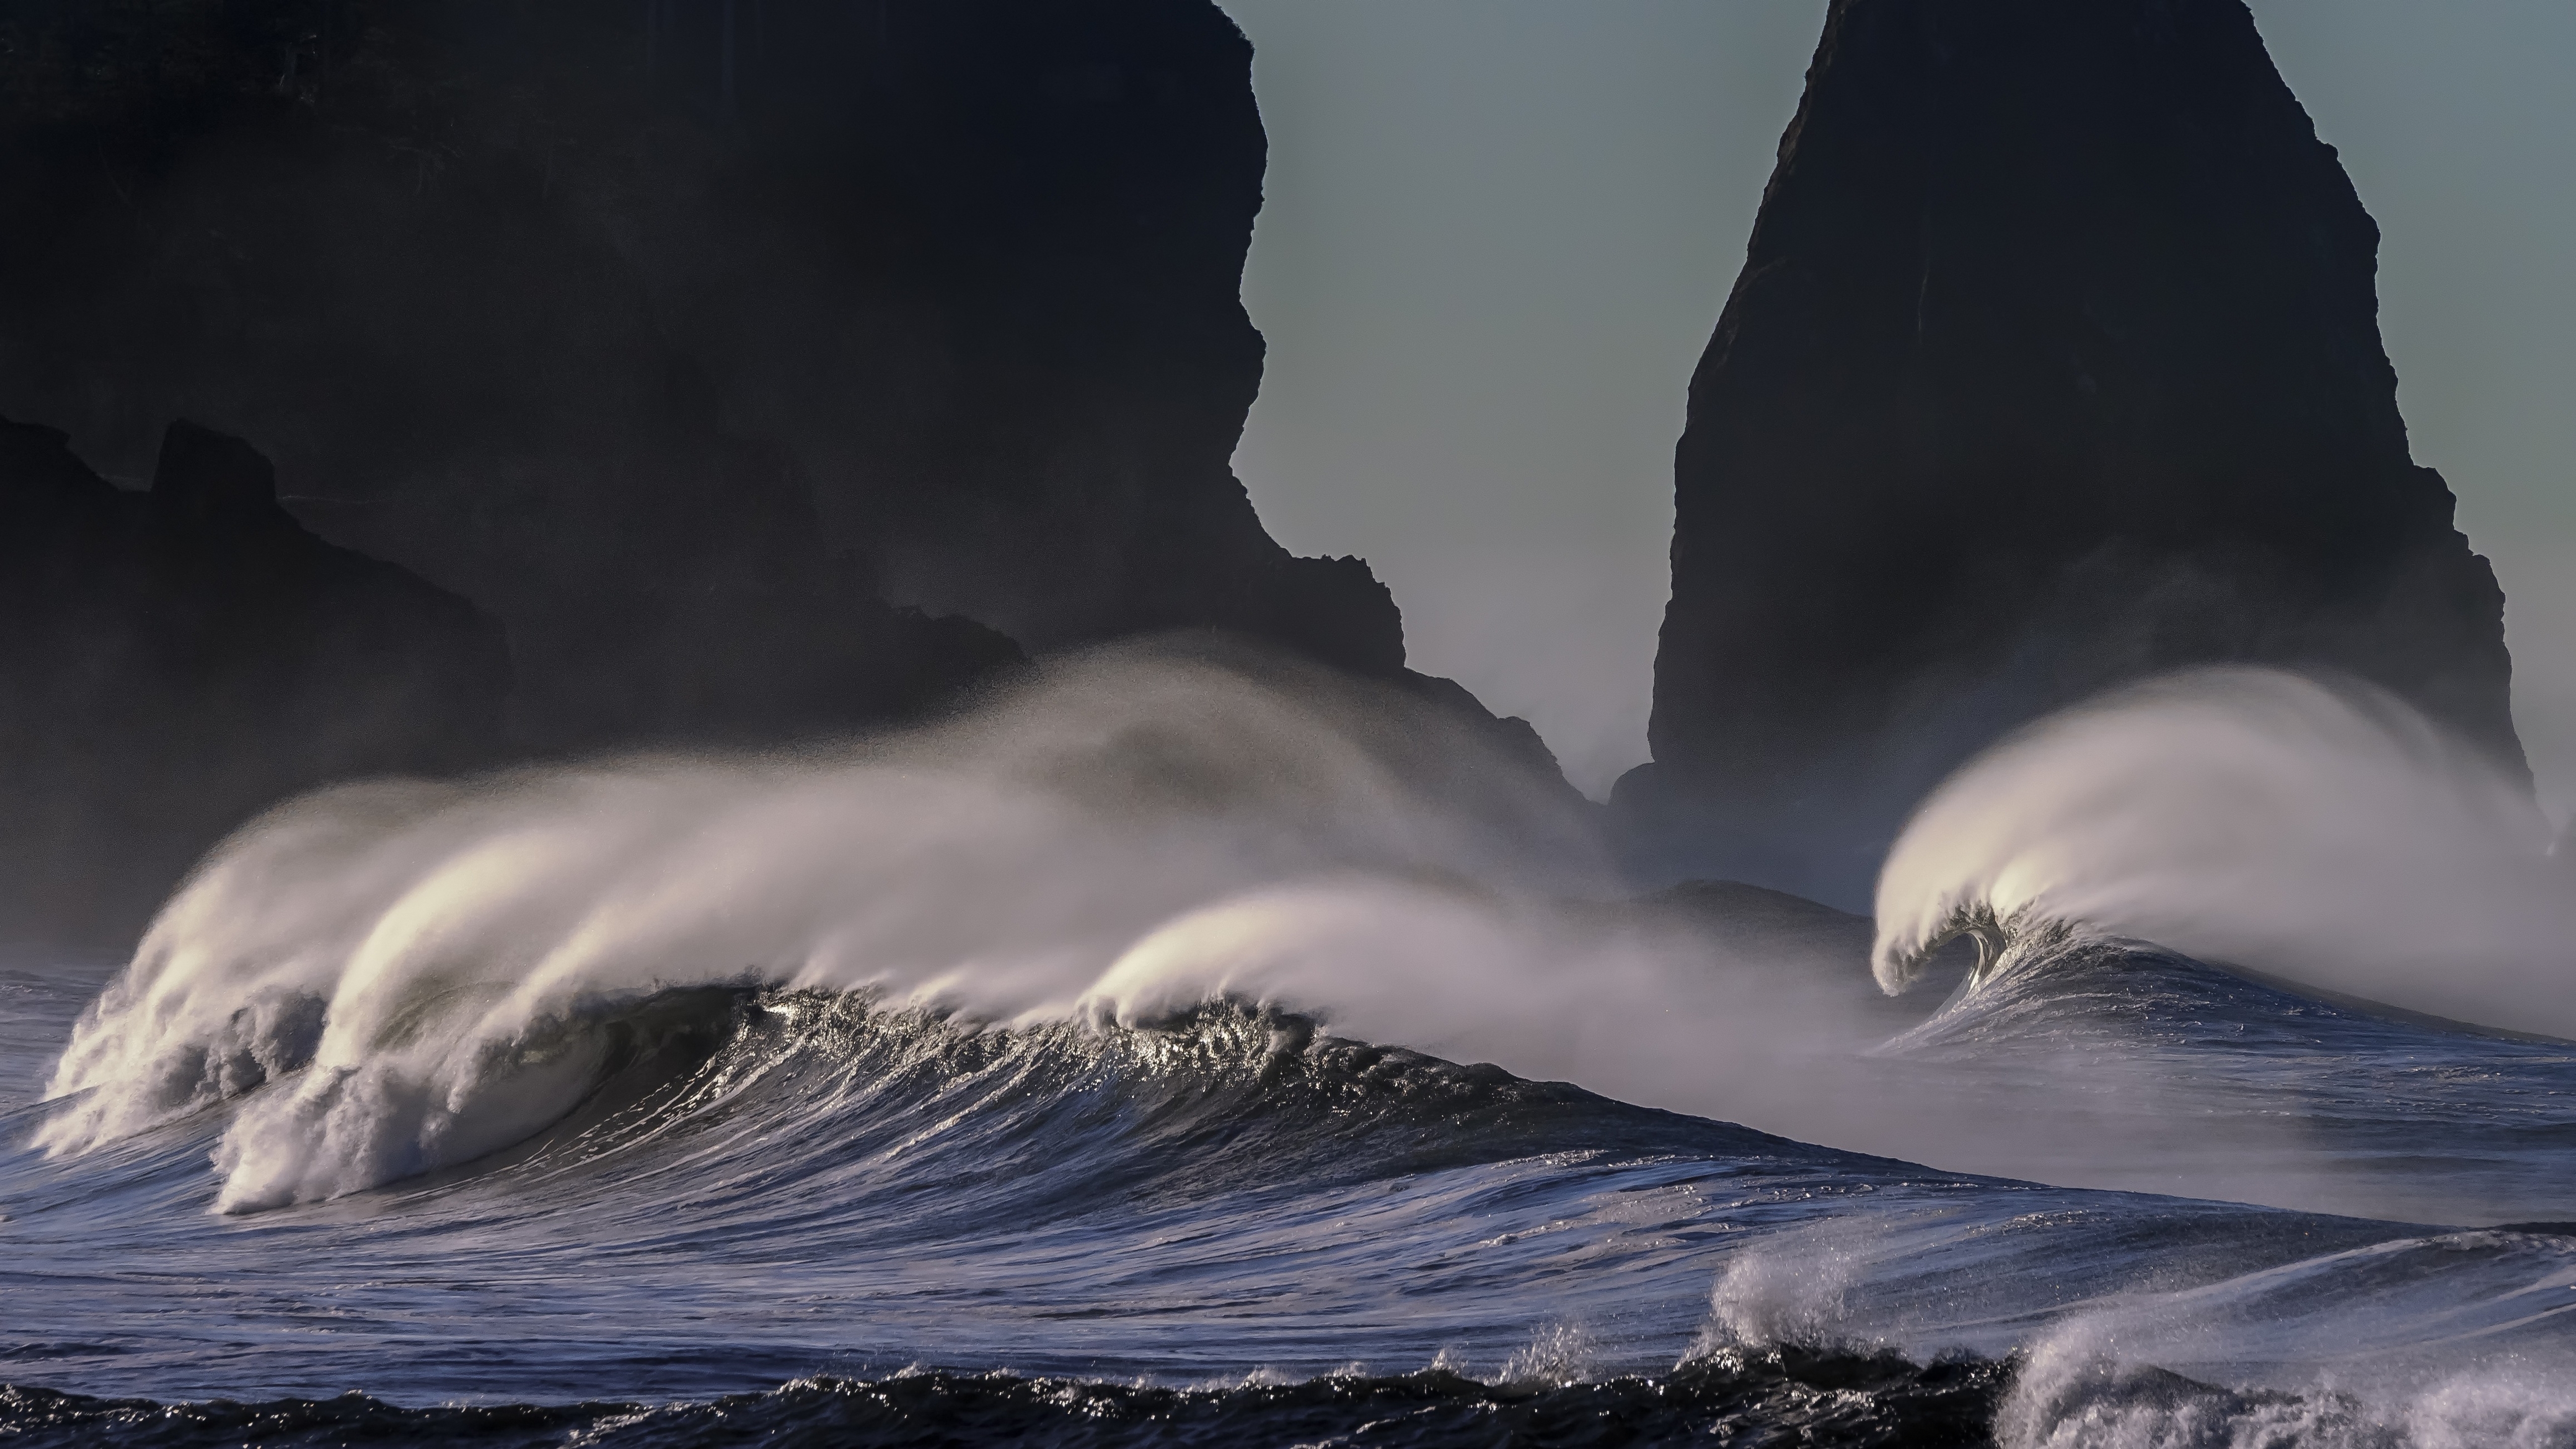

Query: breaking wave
[[1869, 668, 2576, 1039], [37, 647, 1638, 1209], [38, 645, 1912, 1214], [18, 653, 2576, 1445], [36, 655, 2576, 1233]]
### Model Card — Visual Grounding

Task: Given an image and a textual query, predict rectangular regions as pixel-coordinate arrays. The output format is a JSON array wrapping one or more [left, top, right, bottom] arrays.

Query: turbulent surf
[[7, 655, 2576, 1447]]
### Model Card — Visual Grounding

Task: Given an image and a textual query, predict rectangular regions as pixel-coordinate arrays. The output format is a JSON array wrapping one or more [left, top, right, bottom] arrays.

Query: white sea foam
[[1997, 1318, 2576, 1449], [1698, 1211, 2576, 1447], [1689, 1216, 1891, 1359], [48, 652, 2576, 1219], [41, 646, 1885, 1212], [1871, 668, 2576, 1038]]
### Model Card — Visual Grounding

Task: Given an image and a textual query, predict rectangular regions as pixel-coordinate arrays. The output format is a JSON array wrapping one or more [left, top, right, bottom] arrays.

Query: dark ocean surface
[[7, 661, 2574, 1446], [7, 927, 2575, 1448]]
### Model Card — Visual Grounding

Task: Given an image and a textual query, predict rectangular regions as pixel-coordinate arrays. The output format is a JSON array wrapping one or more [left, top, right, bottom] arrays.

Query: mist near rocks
[[2255, 0, 2576, 826], [42, 647, 1850, 1212], [44, 646, 2573, 1229], [13, 4, 2576, 1438]]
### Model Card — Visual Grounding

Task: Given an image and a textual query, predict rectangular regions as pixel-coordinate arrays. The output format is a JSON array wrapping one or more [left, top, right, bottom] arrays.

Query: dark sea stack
[[1618, 0, 2525, 904], [0, 0, 1401, 760], [0, 419, 510, 946]]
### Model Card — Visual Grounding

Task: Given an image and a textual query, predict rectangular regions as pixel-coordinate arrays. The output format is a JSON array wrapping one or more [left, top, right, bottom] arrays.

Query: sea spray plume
[[48, 649, 2566, 1222], [40, 645, 1617, 1210], [1628, 0, 2525, 909], [43, 643, 2002, 1215], [1870, 668, 2576, 1036], [109, 645, 2546, 1220]]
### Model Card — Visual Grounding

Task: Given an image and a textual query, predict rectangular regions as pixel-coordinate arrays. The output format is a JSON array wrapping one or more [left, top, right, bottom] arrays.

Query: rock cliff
[[0, 0, 1402, 760], [2, 1, 1575, 944], [1, 418, 511, 943], [1619, 0, 2524, 904]]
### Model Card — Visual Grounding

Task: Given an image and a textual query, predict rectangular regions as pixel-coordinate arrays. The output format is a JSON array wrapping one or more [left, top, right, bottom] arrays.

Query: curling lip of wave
[[1872, 898, 2024, 997]]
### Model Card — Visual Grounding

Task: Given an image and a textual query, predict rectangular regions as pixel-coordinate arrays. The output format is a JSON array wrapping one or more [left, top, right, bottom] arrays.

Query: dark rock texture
[[1619, 0, 2525, 904], [1, 418, 510, 944], [0, 2, 1576, 944], [0, 0, 1401, 758]]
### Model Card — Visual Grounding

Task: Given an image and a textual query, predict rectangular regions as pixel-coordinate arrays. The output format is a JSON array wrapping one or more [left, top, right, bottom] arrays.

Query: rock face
[[1619, 0, 2524, 905], [1, 418, 511, 943], [0, 0, 1401, 757], [1, 2, 1575, 943]]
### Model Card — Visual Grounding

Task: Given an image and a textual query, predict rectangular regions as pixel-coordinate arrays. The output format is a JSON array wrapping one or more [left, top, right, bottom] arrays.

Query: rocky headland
[[0, 0, 1558, 946], [1, 417, 509, 941], [1619, 0, 2524, 904]]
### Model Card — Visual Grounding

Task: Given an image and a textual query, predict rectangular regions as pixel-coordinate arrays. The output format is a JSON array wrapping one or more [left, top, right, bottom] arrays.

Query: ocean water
[[5, 654, 2573, 1447]]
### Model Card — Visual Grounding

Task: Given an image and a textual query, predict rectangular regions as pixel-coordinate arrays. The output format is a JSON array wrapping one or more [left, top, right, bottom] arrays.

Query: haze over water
[[8, 653, 2576, 1445]]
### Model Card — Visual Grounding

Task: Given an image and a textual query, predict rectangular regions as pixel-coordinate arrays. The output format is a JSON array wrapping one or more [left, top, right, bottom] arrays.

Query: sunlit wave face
[[38, 645, 1643, 1210], [1872, 666, 2576, 1036]]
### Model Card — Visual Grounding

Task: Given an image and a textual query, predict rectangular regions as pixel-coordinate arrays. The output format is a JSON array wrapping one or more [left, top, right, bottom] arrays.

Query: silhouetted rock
[[0, 2, 1564, 943], [1619, 0, 2525, 905], [0, 0, 1403, 759], [1394, 669, 1591, 814], [0, 419, 511, 945]]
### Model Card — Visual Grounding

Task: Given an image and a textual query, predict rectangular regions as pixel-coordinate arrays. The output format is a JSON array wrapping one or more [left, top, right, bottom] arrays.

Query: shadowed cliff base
[[1, 413, 1576, 951], [0, 417, 510, 945], [1616, 0, 2523, 907], [0, 2, 1583, 946], [0, 0, 1407, 742]]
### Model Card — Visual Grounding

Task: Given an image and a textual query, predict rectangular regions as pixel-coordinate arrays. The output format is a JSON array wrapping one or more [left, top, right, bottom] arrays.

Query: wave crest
[[1867, 668, 2576, 1036], [1869, 898, 2028, 997], [38, 648, 1622, 1210]]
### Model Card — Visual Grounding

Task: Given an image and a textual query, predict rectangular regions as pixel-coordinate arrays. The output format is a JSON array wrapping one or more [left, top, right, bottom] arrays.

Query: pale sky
[[1216, 0, 2576, 814]]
